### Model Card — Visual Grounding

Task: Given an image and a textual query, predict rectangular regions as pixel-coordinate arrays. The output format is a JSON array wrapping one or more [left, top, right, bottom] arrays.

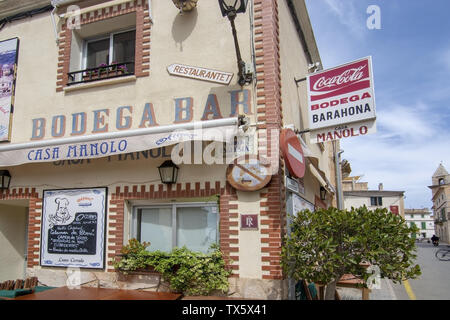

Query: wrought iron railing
[[67, 61, 135, 85]]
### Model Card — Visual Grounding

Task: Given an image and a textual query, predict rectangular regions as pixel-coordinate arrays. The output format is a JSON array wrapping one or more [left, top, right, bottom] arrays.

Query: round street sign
[[280, 129, 305, 178], [226, 155, 272, 191]]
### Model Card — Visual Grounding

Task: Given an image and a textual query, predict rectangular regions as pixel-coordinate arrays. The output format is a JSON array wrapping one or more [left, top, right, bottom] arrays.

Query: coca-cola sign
[[307, 57, 376, 133], [309, 59, 370, 101]]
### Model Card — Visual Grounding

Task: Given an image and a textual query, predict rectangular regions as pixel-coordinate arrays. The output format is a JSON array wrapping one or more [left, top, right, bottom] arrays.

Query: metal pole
[[334, 140, 344, 210], [228, 13, 246, 86]]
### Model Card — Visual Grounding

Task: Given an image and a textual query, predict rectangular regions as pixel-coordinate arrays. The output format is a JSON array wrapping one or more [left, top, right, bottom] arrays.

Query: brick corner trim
[[56, 0, 151, 92], [253, 0, 284, 280]]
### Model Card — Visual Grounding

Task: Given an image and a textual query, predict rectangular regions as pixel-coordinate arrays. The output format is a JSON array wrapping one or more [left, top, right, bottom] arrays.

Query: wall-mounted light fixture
[[0, 170, 11, 190], [172, 0, 198, 13], [218, 0, 253, 86], [320, 186, 327, 201], [158, 160, 179, 184]]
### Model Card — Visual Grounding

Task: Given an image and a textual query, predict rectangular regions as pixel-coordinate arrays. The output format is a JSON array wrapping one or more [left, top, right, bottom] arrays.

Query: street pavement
[[338, 242, 450, 300], [390, 242, 450, 300]]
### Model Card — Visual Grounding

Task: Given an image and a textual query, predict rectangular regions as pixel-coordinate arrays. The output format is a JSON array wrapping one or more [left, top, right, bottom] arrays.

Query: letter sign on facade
[[240, 214, 258, 230]]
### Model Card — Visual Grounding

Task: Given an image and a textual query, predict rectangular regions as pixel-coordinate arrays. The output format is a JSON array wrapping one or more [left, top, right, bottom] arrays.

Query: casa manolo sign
[[307, 57, 377, 144]]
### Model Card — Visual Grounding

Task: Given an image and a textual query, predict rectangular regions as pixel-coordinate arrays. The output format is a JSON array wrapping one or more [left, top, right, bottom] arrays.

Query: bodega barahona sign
[[307, 57, 377, 144]]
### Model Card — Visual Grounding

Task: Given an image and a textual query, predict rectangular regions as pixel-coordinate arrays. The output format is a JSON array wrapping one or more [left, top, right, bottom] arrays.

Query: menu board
[[41, 188, 107, 269], [291, 194, 315, 216]]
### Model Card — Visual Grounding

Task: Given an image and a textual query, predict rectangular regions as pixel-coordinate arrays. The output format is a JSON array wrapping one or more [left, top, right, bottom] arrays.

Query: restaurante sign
[[167, 63, 233, 85]]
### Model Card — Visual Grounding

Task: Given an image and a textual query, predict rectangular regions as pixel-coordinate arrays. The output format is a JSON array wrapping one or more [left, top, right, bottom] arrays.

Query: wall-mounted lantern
[[158, 160, 179, 184], [0, 170, 11, 190], [218, 0, 253, 86], [320, 186, 327, 201]]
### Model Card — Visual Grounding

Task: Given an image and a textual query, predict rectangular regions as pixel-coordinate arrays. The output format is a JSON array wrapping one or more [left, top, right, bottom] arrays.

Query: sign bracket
[[294, 77, 306, 86]]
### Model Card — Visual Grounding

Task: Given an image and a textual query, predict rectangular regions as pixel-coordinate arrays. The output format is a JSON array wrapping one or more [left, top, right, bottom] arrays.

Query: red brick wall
[[56, 0, 151, 92], [254, 0, 285, 280]]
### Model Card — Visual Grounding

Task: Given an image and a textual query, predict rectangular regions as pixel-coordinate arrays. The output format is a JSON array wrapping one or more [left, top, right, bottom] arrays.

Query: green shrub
[[113, 240, 232, 296]]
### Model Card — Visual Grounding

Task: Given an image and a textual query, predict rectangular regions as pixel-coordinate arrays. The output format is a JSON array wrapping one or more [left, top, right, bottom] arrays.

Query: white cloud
[[376, 102, 438, 141], [323, 0, 366, 39], [341, 103, 450, 209]]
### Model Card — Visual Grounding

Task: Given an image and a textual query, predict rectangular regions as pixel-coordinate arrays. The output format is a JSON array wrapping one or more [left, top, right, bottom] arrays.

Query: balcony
[[67, 62, 134, 86]]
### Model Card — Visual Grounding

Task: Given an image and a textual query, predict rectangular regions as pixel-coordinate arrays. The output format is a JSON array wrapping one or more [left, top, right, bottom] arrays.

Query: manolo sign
[[307, 57, 377, 143]]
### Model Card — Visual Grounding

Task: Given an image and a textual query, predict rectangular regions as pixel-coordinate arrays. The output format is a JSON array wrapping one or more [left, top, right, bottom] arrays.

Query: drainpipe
[[148, 0, 153, 24], [50, 5, 59, 44]]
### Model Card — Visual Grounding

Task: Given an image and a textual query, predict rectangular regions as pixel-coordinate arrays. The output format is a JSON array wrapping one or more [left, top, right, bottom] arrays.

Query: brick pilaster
[[254, 0, 285, 280]]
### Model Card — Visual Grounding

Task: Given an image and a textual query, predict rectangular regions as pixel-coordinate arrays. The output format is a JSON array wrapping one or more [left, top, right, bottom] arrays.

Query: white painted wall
[[344, 195, 405, 217], [0, 204, 28, 282]]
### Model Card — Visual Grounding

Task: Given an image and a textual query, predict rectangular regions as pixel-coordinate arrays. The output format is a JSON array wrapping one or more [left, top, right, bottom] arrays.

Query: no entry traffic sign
[[280, 129, 305, 178]]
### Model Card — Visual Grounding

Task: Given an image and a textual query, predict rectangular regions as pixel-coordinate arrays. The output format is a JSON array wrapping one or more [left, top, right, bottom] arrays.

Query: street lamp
[[158, 160, 179, 184], [218, 0, 253, 86]]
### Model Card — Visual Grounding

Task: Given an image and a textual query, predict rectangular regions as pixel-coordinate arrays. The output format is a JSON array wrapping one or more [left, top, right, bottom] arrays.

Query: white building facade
[[404, 209, 434, 240], [343, 178, 405, 218]]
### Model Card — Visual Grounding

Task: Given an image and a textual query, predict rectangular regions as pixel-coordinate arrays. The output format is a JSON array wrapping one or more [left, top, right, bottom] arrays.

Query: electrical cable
[[0, 5, 53, 32]]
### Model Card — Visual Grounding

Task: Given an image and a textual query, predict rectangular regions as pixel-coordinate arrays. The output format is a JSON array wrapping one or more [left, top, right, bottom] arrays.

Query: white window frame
[[131, 202, 220, 252], [82, 28, 136, 70]]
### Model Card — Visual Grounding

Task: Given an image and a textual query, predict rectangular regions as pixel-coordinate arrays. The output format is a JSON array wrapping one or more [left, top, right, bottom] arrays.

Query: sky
[[304, 0, 450, 210]]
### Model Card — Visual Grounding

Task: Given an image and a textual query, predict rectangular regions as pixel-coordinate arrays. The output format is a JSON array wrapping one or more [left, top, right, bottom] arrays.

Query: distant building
[[428, 163, 450, 243], [404, 208, 434, 240], [343, 176, 405, 218]]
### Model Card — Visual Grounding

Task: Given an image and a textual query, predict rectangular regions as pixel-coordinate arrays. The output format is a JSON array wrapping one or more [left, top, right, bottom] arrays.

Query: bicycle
[[435, 246, 450, 261]]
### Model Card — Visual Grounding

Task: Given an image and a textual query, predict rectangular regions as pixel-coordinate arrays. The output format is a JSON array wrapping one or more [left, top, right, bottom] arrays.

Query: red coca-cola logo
[[309, 59, 371, 101]]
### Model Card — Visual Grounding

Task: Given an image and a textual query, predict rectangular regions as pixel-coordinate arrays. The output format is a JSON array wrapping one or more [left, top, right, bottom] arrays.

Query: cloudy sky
[[304, 0, 450, 209]]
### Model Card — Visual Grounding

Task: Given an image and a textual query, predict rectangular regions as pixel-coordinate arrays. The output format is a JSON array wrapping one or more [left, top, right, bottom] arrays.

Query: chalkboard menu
[[40, 188, 107, 269], [48, 212, 98, 255]]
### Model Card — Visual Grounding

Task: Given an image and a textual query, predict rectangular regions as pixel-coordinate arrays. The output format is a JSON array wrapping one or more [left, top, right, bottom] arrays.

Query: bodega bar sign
[[307, 57, 376, 132], [167, 63, 233, 85]]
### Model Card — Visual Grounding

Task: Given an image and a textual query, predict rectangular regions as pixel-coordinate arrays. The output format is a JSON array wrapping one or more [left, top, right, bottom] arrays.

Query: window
[[410, 222, 416, 228], [370, 196, 382, 206], [57, 3, 150, 91], [410, 214, 414, 218], [438, 178, 444, 185], [84, 30, 136, 72], [421, 222, 426, 230], [133, 203, 219, 254]]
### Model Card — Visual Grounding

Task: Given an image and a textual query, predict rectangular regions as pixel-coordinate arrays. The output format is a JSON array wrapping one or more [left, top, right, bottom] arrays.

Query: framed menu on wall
[[40, 187, 107, 269]]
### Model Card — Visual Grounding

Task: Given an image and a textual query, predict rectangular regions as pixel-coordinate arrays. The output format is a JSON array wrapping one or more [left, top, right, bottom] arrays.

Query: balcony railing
[[67, 62, 135, 86]]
